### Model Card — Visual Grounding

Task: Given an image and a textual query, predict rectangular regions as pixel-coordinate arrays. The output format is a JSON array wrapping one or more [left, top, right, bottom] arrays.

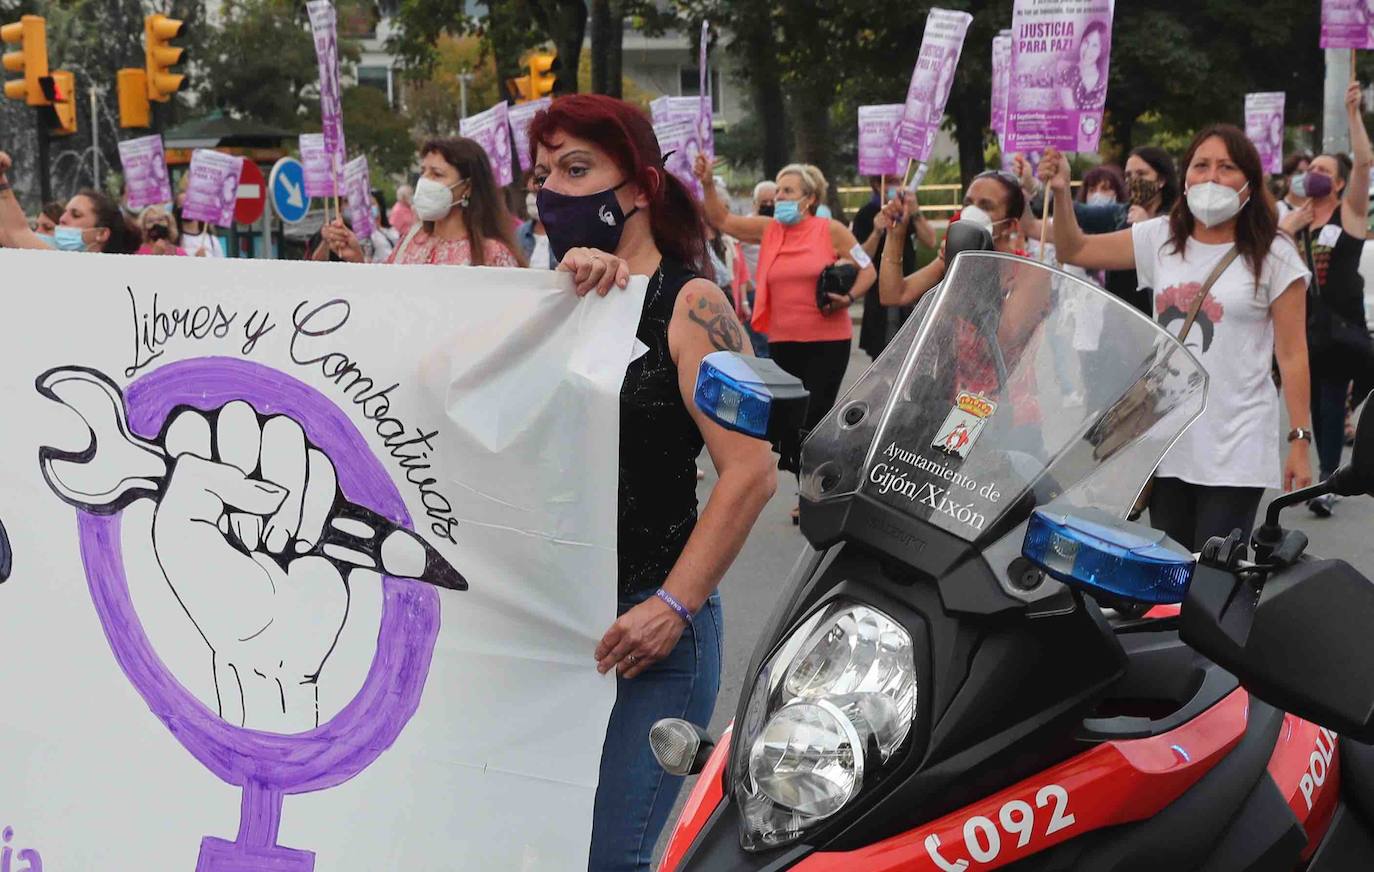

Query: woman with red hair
[[527, 95, 776, 870]]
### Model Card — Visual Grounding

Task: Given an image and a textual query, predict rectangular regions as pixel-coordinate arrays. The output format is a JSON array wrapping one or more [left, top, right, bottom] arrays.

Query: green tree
[[388, 0, 585, 94], [196, 0, 328, 129], [340, 83, 415, 175]]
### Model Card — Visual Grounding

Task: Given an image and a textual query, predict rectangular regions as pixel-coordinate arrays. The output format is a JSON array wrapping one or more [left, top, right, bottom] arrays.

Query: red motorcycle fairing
[[660, 725, 732, 872], [663, 689, 1252, 872], [1265, 716, 1341, 861]]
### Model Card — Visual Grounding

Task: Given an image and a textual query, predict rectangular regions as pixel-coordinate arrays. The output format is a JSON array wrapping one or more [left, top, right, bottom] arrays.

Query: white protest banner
[[306, 1, 346, 178], [461, 101, 515, 187], [118, 135, 173, 211], [699, 21, 715, 160], [343, 154, 375, 239], [300, 133, 339, 198], [857, 104, 904, 177], [653, 116, 705, 201], [1321, 0, 1374, 49], [1006, 0, 1115, 154], [1245, 92, 1286, 176], [181, 149, 245, 229], [508, 97, 552, 173], [895, 8, 973, 166], [0, 249, 640, 869]]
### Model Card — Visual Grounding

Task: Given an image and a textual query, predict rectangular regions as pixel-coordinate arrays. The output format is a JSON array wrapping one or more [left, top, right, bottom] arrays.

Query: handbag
[[1126, 245, 1240, 519], [816, 262, 859, 312]]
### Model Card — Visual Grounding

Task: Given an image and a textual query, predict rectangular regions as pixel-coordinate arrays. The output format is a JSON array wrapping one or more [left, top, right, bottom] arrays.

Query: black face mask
[[758, 204, 775, 217], [536, 180, 640, 262]]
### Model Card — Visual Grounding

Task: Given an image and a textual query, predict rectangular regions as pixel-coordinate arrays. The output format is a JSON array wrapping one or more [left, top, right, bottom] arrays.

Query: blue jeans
[[1311, 373, 1350, 480], [588, 589, 723, 871], [744, 290, 769, 358]]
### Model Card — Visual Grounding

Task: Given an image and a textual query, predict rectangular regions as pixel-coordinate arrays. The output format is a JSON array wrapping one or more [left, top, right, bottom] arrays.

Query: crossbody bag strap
[[1177, 246, 1240, 343], [392, 223, 424, 263]]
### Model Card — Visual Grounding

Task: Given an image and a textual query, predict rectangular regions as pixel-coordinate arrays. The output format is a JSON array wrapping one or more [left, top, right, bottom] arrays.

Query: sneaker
[[1308, 494, 1337, 518]]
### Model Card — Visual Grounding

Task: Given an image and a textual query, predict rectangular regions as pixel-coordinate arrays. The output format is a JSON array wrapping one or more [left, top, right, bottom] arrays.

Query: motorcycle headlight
[[735, 601, 917, 850]]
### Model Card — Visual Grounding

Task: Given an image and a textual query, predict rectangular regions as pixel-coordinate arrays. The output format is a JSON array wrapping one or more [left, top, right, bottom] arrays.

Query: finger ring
[[625, 654, 638, 665]]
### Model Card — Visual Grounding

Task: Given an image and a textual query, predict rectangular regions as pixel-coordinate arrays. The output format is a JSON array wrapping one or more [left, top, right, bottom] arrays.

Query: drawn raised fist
[[152, 404, 350, 732]]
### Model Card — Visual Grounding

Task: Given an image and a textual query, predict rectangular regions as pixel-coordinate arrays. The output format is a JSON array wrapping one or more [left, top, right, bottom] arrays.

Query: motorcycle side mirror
[[1325, 394, 1374, 497], [943, 220, 995, 262], [693, 351, 810, 445], [1181, 555, 1374, 742]]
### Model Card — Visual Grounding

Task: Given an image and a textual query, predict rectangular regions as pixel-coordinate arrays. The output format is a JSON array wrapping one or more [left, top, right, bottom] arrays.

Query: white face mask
[[413, 176, 463, 222], [1087, 192, 1117, 206], [525, 192, 539, 222], [1186, 181, 1248, 229], [958, 204, 1009, 239]]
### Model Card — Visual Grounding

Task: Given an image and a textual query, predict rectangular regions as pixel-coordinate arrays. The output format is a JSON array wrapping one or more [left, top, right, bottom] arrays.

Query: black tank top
[[618, 257, 706, 595], [1300, 215, 1365, 325]]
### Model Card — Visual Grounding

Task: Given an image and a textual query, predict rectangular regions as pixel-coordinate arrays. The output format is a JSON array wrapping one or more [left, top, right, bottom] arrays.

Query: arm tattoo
[[687, 293, 745, 353]]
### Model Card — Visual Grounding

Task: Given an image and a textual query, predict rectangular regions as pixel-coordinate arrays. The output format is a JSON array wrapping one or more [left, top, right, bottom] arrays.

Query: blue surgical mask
[[46, 227, 89, 251], [816, 204, 832, 219], [773, 199, 803, 225]]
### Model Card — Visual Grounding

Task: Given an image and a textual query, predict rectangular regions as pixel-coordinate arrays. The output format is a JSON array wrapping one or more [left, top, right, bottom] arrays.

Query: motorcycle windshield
[[801, 252, 1207, 547]]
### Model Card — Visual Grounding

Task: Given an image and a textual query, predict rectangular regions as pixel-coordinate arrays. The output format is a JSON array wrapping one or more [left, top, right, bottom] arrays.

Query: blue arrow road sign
[[269, 157, 310, 224]]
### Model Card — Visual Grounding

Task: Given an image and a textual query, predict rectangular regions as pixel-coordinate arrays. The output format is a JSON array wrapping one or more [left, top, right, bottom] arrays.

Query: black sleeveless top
[[1299, 215, 1365, 325], [618, 257, 707, 595]]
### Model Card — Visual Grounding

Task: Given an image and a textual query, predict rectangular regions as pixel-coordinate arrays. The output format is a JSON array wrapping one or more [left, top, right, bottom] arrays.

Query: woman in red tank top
[[696, 156, 876, 521]]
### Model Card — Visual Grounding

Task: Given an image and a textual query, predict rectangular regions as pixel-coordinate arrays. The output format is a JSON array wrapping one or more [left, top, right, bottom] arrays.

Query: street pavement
[[654, 333, 1374, 866]]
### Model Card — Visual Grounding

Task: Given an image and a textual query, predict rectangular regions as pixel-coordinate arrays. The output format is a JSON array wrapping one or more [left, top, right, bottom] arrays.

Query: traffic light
[[505, 74, 533, 103], [528, 53, 556, 98], [506, 52, 558, 103], [118, 68, 150, 128], [43, 70, 76, 136], [144, 13, 186, 102], [1, 14, 49, 106]]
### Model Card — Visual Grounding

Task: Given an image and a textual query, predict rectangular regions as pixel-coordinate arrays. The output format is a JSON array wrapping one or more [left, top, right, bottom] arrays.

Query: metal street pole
[[458, 71, 473, 121], [35, 108, 51, 203], [1324, 48, 1354, 154], [89, 84, 99, 188]]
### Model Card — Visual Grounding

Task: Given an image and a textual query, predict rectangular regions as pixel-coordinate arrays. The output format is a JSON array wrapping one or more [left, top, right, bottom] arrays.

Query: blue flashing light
[[1022, 508, 1196, 605], [694, 352, 773, 439]]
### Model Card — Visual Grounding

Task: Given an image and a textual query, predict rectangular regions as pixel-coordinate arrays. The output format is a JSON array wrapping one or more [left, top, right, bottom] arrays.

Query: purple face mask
[[536, 180, 640, 263], [1292, 171, 1334, 200]]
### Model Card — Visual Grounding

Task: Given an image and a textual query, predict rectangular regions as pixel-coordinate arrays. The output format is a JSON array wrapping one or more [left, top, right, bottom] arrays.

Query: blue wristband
[[655, 588, 695, 625]]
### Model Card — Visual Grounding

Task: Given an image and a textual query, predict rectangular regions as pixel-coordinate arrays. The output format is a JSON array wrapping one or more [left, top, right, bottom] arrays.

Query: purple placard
[[858, 104, 904, 177], [181, 149, 245, 229], [460, 101, 514, 187], [300, 133, 339, 198], [895, 9, 973, 164], [307, 1, 346, 176], [1005, 0, 1115, 154], [991, 30, 1013, 135], [651, 95, 714, 165], [1321, 0, 1374, 49], [118, 134, 173, 211], [653, 117, 704, 201], [507, 97, 552, 173], [343, 154, 375, 238], [1245, 92, 1286, 176], [76, 357, 438, 869]]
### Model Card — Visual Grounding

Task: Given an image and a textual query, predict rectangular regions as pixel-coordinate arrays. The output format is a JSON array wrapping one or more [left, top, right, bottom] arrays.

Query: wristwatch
[[1287, 427, 1313, 443]]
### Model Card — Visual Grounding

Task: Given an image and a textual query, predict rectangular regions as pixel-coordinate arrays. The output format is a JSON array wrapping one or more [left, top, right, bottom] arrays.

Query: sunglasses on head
[[974, 170, 1020, 185]]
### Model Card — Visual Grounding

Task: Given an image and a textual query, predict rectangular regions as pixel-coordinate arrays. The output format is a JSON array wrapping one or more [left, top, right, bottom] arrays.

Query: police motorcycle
[[658, 227, 1374, 870]]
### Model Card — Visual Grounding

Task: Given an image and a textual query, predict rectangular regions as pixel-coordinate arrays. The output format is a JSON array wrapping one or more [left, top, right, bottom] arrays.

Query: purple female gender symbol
[[75, 357, 441, 871]]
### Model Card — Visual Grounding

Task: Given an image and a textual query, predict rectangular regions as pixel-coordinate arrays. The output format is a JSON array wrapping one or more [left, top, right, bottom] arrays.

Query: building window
[[679, 68, 721, 114], [357, 66, 392, 104]]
